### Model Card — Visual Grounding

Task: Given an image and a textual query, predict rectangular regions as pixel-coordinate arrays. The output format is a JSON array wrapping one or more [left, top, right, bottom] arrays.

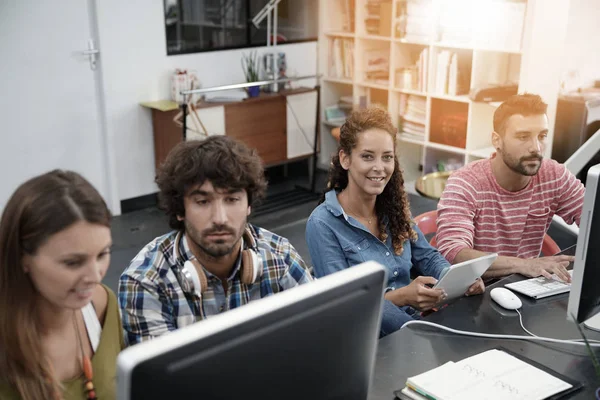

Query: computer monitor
[[117, 261, 386, 400], [567, 163, 600, 331]]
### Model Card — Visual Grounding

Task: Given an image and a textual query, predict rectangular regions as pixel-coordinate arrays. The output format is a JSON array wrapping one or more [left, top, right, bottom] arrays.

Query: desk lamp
[[252, 0, 282, 92]]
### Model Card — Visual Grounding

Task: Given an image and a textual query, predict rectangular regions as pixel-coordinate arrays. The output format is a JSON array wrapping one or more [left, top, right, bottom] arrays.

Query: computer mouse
[[490, 287, 522, 310]]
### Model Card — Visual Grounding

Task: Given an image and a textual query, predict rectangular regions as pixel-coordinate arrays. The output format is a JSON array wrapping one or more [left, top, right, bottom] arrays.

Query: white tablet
[[433, 253, 498, 302]]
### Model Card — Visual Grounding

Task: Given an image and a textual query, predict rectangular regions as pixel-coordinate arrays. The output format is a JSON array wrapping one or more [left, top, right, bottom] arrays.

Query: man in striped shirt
[[436, 94, 584, 282]]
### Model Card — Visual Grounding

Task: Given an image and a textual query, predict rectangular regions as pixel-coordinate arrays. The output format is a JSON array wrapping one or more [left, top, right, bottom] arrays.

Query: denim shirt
[[305, 190, 449, 290]]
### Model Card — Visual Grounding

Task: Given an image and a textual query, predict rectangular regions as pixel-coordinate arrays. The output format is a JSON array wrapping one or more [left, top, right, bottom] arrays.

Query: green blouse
[[0, 285, 124, 400]]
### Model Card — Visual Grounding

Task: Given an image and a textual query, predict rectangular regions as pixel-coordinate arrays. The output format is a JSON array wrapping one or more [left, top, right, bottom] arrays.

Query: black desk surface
[[368, 274, 600, 399]]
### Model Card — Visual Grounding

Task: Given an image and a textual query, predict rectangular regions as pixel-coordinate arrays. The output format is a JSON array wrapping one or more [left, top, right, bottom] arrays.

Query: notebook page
[[407, 361, 489, 399], [406, 350, 571, 400], [450, 350, 572, 400]]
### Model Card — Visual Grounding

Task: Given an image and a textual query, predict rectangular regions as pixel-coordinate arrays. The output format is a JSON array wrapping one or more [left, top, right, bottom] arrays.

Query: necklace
[[73, 312, 98, 400], [341, 190, 375, 225]]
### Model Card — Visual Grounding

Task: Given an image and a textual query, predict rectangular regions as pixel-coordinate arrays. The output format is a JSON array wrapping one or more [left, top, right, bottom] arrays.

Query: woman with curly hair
[[305, 108, 484, 337]]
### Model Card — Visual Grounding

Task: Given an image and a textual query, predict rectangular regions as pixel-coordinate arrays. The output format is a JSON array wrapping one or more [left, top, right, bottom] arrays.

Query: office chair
[[413, 210, 561, 256]]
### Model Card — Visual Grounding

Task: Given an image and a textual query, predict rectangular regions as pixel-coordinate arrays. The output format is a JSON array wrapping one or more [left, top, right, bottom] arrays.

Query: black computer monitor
[[117, 262, 386, 400], [567, 163, 600, 331]]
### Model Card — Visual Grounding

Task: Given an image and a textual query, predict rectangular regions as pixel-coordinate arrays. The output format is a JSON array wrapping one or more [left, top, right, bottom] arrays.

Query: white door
[[0, 0, 117, 212]]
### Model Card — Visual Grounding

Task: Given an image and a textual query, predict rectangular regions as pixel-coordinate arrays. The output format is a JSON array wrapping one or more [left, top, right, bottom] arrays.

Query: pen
[[405, 383, 438, 400]]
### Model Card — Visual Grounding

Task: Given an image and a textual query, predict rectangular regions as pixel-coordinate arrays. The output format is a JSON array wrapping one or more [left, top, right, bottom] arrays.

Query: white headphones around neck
[[173, 228, 262, 297]]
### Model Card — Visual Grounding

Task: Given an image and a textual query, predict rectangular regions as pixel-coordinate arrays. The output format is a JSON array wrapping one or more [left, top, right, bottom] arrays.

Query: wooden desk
[[141, 87, 318, 170]]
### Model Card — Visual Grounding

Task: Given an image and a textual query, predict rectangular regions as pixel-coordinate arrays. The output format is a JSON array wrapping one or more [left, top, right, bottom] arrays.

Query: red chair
[[413, 210, 561, 256]]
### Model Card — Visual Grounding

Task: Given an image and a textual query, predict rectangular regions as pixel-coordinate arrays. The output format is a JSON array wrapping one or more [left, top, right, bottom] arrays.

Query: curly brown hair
[[156, 136, 267, 230], [322, 107, 417, 255]]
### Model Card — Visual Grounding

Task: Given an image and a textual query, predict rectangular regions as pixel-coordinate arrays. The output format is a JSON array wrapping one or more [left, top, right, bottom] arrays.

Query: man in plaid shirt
[[118, 136, 313, 345]]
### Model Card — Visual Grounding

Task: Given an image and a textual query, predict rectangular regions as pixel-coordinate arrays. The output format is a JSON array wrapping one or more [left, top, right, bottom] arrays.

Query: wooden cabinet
[[141, 87, 318, 170]]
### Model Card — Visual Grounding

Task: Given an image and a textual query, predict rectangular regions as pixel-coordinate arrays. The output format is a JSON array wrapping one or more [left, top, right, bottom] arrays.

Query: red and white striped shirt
[[436, 158, 585, 263]]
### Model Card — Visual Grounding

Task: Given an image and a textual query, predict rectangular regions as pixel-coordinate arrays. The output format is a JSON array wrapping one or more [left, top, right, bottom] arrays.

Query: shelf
[[323, 77, 354, 85], [392, 88, 427, 96], [433, 42, 474, 50], [397, 135, 426, 146], [323, 120, 344, 128], [392, 38, 431, 46], [426, 142, 468, 155], [474, 46, 522, 55], [469, 146, 496, 159], [358, 34, 392, 42], [430, 94, 471, 103], [433, 41, 522, 54], [357, 81, 390, 90], [324, 31, 355, 38]]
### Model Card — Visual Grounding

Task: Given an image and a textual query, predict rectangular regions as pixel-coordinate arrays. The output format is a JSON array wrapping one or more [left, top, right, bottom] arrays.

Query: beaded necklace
[[73, 312, 98, 400]]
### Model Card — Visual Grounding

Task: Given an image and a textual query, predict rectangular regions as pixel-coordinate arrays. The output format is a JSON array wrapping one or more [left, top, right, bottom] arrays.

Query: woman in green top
[[0, 170, 124, 400]]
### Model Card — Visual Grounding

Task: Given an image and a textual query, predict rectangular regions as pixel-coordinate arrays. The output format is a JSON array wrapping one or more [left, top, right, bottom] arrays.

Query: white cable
[[515, 308, 600, 343], [402, 320, 600, 347], [285, 99, 315, 148], [515, 309, 539, 337]]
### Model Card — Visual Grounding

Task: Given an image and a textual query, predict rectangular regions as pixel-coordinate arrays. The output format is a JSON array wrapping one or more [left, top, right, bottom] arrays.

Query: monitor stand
[[584, 312, 600, 332]]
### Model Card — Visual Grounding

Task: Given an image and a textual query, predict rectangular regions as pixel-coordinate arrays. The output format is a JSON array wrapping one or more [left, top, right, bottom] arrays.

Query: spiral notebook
[[394, 348, 582, 400]]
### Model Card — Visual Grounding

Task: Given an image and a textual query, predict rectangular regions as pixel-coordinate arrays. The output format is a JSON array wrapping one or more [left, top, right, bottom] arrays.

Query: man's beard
[[185, 219, 245, 259], [499, 149, 543, 176]]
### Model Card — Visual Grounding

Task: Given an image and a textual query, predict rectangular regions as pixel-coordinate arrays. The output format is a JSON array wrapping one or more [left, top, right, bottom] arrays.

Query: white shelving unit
[[317, 0, 571, 186]]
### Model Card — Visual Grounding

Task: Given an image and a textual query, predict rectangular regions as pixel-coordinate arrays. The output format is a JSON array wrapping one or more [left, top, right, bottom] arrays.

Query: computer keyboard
[[505, 270, 573, 299]]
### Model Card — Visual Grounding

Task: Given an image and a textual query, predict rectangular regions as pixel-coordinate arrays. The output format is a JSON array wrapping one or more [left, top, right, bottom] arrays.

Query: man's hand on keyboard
[[522, 256, 574, 283]]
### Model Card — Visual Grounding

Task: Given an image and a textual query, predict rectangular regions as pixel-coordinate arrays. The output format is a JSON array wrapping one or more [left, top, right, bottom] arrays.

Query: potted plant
[[241, 51, 260, 97]]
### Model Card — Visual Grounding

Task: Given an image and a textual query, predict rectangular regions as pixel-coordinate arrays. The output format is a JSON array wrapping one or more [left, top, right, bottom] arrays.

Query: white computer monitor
[[117, 261, 386, 400], [567, 163, 600, 331]]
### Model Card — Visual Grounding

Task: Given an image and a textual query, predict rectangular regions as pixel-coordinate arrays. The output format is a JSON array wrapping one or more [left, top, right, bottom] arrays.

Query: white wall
[[562, 0, 600, 90], [518, 0, 572, 156], [95, 0, 318, 202]]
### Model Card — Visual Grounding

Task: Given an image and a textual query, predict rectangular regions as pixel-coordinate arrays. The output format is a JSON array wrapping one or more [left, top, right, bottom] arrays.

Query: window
[[164, 0, 318, 55]]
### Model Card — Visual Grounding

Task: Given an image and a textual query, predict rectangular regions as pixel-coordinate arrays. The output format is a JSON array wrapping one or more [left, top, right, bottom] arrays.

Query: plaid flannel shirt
[[118, 224, 313, 345]]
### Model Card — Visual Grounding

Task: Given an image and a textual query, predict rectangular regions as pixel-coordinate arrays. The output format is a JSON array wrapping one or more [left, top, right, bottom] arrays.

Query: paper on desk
[[407, 349, 572, 400]]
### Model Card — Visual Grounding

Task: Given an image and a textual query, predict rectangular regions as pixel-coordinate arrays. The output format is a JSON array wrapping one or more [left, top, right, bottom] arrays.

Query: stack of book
[[324, 96, 354, 126], [329, 38, 354, 80], [364, 0, 392, 36], [396, 349, 578, 400], [398, 95, 426, 142], [473, 0, 526, 51], [395, 0, 433, 42], [436, 0, 472, 45], [365, 48, 389, 85]]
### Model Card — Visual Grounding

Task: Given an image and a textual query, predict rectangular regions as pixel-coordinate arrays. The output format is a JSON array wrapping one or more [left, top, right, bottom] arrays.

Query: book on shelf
[[365, 48, 389, 83], [431, 50, 468, 96], [399, 94, 426, 124], [329, 38, 354, 80], [364, 0, 392, 36], [394, 48, 428, 92], [340, 0, 355, 33], [324, 105, 348, 124], [396, 0, 433, 42], [473, 0, 525, 50], [394, 348, 582, 400]]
